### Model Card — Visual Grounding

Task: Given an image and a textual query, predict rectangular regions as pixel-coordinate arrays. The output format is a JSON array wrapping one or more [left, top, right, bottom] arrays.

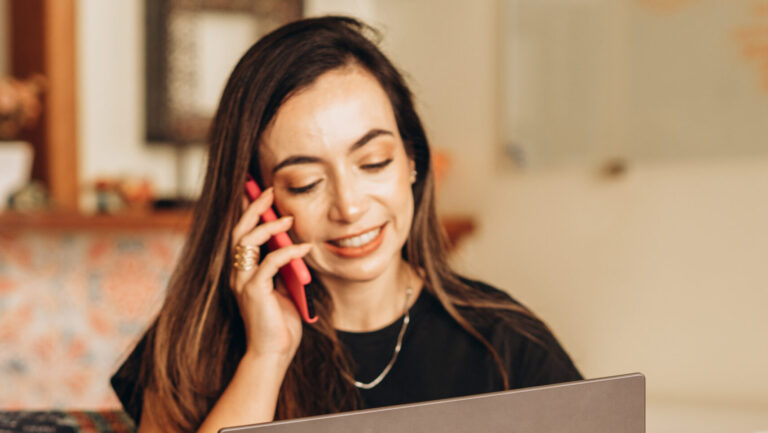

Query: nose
[[328, 172, 369, 223]]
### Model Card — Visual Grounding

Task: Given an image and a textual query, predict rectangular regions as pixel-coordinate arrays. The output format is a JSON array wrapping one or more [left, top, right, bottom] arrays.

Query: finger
[[238, 216, 294, 251], [231, 248, 261, 294], [232, 187, 274, 246], [245, 243, 313, 297], [231, 189, 274, 291], [231, 217, 295, 291]]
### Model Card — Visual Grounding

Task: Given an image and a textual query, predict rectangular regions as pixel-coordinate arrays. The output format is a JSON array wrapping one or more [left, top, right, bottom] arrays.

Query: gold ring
[[233, 244, 259, 271]]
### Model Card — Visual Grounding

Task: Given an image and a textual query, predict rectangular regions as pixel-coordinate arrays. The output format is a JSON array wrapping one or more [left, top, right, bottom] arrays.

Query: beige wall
[[458, 156, 768, 399], [307, 1, 768, 431]]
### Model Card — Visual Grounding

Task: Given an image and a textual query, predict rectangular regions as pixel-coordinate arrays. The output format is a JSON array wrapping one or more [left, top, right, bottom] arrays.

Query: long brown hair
[[137, 16, 551, 431]]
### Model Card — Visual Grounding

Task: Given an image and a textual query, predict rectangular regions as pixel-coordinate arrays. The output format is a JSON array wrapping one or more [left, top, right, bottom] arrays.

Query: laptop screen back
[[220, 373, 645, 433]]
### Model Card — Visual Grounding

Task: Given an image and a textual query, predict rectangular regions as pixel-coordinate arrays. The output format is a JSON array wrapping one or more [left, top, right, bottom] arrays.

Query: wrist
[[241, 349, 294, 374], [230, 350, 293, 402]]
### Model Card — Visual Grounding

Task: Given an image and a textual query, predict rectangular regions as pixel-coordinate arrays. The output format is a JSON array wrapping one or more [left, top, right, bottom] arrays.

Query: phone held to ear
[[245, 174, 317, 323]]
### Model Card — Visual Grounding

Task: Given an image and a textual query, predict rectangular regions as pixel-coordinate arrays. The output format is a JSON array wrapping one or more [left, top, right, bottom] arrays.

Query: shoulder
[[457, 276, 512, 296], [452, 276, 583, 388], [453, 276, 528, 329], [449, 276, 539, 351], [453, 276, 527, 320]]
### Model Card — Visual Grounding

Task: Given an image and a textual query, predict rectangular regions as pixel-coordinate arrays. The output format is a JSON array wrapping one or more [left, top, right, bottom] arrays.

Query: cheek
[[385, 170, 415, 225], [376, 157, 411, 196], [273, 196, 327, 242]]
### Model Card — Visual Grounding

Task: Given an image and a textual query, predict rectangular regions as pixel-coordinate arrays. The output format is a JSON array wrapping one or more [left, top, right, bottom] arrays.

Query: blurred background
[[0, 0, 767, 432]]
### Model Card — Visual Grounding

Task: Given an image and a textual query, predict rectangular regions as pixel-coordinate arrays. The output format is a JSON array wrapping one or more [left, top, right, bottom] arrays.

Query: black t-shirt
[[337, 281, 582, 408], [111, 279, 582, 421]]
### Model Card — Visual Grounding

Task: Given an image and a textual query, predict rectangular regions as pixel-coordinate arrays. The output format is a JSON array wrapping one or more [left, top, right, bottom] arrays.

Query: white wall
[[77, 0, 207, 210]]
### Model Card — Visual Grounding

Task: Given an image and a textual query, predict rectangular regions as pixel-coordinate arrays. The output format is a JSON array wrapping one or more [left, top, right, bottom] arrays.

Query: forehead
[[259, 66, 399, 164]]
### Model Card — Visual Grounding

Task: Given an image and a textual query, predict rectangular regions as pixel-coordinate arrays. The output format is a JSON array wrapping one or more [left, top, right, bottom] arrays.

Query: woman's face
[[258, 66, 415, 283]]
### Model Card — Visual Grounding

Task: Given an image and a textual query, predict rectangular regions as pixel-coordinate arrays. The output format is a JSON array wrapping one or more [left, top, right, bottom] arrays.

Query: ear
[[409, 159, 417, 184]]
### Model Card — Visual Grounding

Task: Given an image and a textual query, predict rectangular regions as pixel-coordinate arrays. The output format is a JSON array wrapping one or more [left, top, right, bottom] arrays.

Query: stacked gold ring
[[233, 244, 259, 271]]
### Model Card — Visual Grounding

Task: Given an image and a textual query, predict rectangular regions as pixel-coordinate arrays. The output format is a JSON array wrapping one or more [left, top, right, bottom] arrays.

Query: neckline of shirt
[[336, 288, 432, 345]]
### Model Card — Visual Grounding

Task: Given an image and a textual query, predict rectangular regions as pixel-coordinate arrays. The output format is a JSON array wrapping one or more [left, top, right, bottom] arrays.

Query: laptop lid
[[220, 373, 645, 433]]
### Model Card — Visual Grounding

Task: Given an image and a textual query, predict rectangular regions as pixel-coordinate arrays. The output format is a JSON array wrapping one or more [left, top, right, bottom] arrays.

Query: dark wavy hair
[[135, 16, 548, 432]]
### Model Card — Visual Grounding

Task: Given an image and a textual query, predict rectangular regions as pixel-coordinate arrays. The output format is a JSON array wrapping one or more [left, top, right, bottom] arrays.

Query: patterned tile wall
[[0, 228, 185, 409]]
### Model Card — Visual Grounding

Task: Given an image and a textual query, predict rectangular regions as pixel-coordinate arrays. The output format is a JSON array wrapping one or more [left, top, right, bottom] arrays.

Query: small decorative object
[[93, 178, 126, 214], [118, 178, 154, 211], [0, 75, 45, 210], [87, 177, 155, 214], [0, 74, 45, 140], [8, 180, 49, 212], [0, 141, 34, 210]]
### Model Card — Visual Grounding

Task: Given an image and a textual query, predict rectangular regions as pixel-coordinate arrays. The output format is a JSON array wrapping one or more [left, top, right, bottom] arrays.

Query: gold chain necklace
[[348, 286, 413, 390]]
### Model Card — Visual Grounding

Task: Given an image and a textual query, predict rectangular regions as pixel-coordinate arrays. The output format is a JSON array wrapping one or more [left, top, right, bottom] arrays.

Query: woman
[[112, 16, 581, 433]]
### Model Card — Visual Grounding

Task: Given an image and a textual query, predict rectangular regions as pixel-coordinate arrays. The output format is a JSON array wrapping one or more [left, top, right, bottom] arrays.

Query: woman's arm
[[195, 352, 291, 432], [137, 353, 292, 433]]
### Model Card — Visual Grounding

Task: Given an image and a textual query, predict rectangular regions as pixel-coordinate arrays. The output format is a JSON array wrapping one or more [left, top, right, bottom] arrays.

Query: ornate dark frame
[[145, 0, 303, 144]]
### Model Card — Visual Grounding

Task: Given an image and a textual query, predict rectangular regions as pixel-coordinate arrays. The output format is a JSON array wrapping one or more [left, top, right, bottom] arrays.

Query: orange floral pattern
[[0, 229, 184, 409]]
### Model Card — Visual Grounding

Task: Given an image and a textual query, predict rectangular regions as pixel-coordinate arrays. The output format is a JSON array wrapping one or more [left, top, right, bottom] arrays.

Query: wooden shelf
[[0, 210, 193, 232], [0, 210, 475, 246]]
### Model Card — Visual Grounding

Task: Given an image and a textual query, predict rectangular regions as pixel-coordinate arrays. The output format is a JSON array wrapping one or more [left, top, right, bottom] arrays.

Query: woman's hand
[[229, 187, 311, 361]]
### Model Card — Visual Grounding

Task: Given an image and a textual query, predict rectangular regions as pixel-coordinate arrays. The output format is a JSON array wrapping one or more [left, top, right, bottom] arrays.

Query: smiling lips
[[325, 223, 387, 258]]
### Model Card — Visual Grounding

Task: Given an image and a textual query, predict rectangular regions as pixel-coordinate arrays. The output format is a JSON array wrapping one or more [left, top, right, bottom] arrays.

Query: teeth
[[334, 227, 381, 248]]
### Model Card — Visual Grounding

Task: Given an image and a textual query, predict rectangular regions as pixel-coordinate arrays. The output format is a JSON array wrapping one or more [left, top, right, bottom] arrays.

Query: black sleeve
[[511, 328, 583, 388], [110, 334, 147, 424], [484, 315, 582, 390], [460, 278, 583, 389]]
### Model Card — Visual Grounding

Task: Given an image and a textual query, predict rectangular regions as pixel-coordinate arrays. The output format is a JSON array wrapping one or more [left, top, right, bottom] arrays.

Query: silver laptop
[[220, 373, 645, 433]]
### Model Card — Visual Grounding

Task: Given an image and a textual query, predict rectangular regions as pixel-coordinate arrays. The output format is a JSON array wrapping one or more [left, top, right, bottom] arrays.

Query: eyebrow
[[271, 128, 394, 175]]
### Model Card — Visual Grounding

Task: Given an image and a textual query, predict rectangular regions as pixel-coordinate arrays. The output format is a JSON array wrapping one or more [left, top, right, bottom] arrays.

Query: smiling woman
[[260, 67, 415, 289], [109, 16, 581, 433]]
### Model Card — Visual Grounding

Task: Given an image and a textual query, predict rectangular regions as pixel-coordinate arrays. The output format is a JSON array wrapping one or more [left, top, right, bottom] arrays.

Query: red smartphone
[[245, 174, 317, 323]]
